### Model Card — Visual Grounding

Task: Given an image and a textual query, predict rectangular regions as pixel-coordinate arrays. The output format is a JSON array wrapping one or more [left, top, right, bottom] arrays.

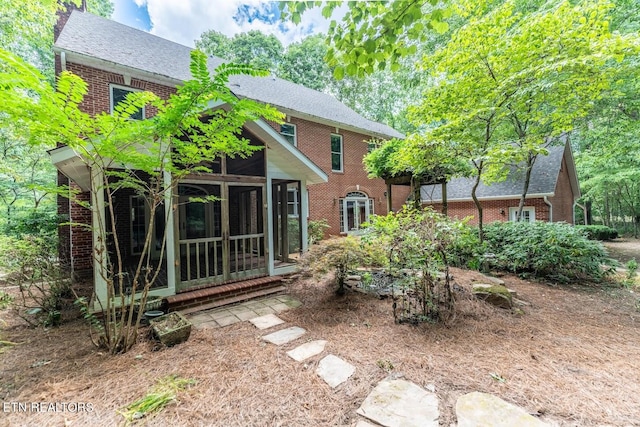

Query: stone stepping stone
[[262, 326, 306, 345], [250, 314, 285, 330], [357, 379, 439, 427], [456, 392, 549, 427], [286, 340, 327, 362], [316, 354, 355, 388], [354, 421, 378, 427]]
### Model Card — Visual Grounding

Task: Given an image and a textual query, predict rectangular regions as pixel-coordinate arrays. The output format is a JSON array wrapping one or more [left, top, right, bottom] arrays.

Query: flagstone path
[[188, 295, 549, 427]]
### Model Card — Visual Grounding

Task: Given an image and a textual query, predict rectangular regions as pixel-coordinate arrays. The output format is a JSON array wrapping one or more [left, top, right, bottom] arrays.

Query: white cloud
[[132, 0, 346, 47]]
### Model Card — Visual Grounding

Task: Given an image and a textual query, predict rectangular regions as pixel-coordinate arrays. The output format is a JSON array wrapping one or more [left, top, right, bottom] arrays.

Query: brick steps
[[165, 276, 284, 313]]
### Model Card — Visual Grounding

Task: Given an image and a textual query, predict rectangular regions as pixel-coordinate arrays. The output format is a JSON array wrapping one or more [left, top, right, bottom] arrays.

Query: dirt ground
[[603, 237, 640, 265], [1, 259, 640, 426]]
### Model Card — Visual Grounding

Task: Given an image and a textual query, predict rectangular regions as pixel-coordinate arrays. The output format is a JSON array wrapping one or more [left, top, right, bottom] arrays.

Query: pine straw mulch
[[1, 268, 640, 427]]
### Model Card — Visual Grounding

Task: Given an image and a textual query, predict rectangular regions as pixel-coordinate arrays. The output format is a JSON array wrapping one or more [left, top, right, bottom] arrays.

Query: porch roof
[[48, 145, 91, 191], [244, 119, 328, 185], [48, 115, 328, 189]]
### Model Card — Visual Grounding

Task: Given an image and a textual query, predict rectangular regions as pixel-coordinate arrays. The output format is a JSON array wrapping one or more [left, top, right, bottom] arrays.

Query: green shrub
[[308, 218, 330, 245], [1, 208, 59, 242], [446, 222, 487, 270], [300, 235, 386, 294], [482, 221, 612, 282], [365, 206, 459, 323], [575, 225, 619, 241], [0, 235, 71, 327]]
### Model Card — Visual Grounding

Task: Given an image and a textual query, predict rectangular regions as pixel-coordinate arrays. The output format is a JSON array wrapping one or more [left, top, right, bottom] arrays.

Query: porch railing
[[229, 233, 266, 277], [179, 236, 223, 283], [178, 233, 266, 285]]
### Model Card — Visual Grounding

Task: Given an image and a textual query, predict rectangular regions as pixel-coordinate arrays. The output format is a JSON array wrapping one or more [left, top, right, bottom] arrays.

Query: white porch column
[[164, 170, 176, 295], [91, 167, 108, 308], [266, 178, 274, 276], [300, 181, 309, 252]]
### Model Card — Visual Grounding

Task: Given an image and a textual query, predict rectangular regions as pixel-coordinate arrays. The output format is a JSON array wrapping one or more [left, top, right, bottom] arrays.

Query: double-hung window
[[331, 134, 343, 172], [110, 85, 144, 120], [280, 123, 296, 146]]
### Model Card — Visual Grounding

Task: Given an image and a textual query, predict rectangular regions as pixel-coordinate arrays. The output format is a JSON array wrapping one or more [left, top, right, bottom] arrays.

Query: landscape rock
[[316, 354, 355, 388], [481, 275, 505, 286], [287, 340, 327, 362], [262, 326, 306, 345], [473, 284, 513, 309], [357, 379, 439, 427], [456, 392, 549, 427]]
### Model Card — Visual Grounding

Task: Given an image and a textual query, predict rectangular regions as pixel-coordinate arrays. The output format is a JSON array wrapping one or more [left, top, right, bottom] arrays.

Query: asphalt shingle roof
[[54, 11, 403, 140], [421, 143, 567, 202]]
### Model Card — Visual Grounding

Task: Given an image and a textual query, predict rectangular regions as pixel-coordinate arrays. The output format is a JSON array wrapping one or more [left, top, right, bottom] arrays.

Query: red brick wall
[[58, 58, 410, 273], [57, 60, 177, 277], [269, 118, 411, 236], [425, 198, 551, 225], [64, 62, 176, 118], [548, 157, 576, 224]]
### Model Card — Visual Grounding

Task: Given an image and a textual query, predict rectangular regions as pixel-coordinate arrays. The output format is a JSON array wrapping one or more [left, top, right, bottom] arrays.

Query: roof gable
[[54, 11, 403, 140], [421, 141, 579, 202]]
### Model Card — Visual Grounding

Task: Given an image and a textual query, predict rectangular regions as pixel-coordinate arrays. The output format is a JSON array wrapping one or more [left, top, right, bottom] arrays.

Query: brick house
[[420, 141, 580, 224], [51, 7, 409, 308]]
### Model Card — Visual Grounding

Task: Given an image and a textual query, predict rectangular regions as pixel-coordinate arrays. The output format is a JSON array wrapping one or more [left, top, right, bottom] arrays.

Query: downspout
[[543, 196, 553, 222], [60, 51, 67, 72]]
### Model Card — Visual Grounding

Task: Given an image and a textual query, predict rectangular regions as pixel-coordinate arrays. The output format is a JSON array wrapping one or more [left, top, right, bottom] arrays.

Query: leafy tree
[[197, 29, 283, 73], [1, 47, 283, 353], [380, 0, 638, 231], [0, 0, 113, 237], [279, 34, 332, 91], [573, 0, 640, 234], [280, 1, 453, 78], [195, 29, 233, 60]]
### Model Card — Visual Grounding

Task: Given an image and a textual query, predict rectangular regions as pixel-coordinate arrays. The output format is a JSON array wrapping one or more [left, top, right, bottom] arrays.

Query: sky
[[111, 0, 345, 47]]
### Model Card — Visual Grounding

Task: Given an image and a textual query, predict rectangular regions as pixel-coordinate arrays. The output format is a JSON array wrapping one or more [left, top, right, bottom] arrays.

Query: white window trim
[[110, 84, 145, 119], [509, 206, 535, 222], [280, 123, 297, 146], [331, 133, 343, 173], [287, 187, 299, 217], [130, 195, 147, 255], [339, 191, 373, 234]]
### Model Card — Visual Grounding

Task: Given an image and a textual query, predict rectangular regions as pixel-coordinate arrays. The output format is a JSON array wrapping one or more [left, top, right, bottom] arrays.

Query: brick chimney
[[54, 0, 87, 42]]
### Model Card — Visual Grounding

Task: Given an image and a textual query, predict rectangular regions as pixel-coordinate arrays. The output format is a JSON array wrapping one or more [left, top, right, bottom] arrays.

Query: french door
[[177, 183, 266, 289]]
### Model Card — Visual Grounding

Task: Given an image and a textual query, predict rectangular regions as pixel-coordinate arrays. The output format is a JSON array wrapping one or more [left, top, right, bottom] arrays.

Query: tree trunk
[[441, 181, 448, 216], [471, 172, 484, 242], [411, 176, 421, 209], [585, 200, 593, 225], [516, 154, 535, 221]]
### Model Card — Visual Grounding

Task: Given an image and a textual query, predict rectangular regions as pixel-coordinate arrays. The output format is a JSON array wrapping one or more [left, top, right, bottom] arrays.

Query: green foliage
[[307, 218, 330, 245], [119, 375, 195, 424], [446, 222, 487, 270], [197, 30, 283, 73], [624, 259, 638, 288], [279, 35, 332, 91], [301, 236, 387, 294], [365, 206, 458, 323], [575, 225, 619, 241], [287, 217, 301, 254], [0, 47, 283, 353], [1, 207, 59, 240], [482, 221, 612, 283], [0, 235, 71, 327], [280, 1, 452, 78], [0, 291, 13, 310]]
